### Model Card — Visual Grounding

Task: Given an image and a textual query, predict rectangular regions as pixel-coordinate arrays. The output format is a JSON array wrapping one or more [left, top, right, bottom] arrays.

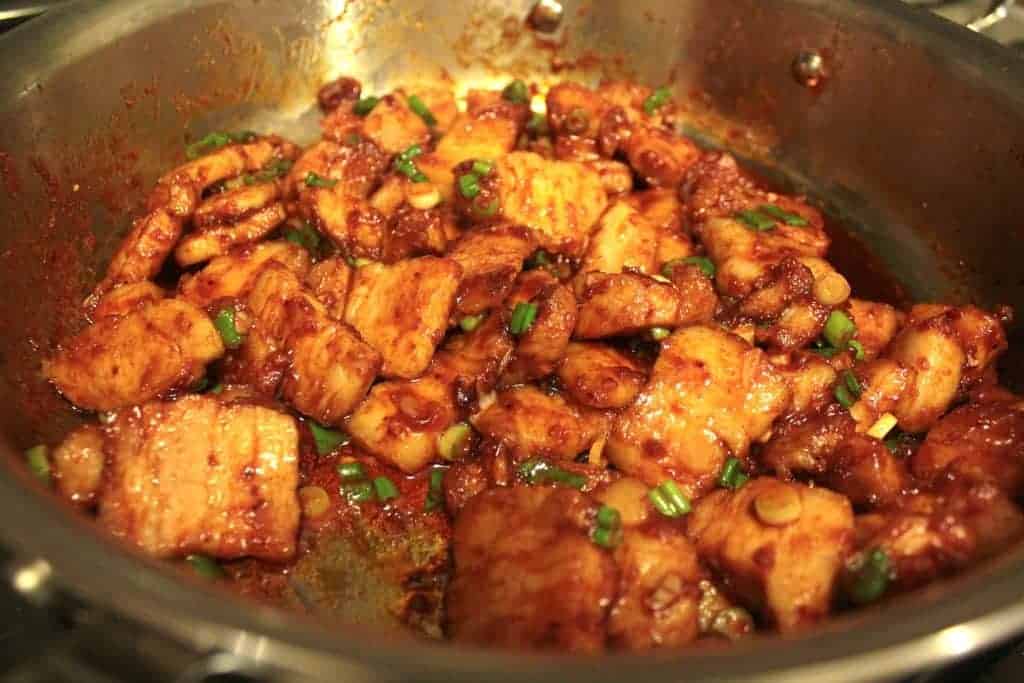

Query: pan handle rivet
[[528, 0, 564, 33], [792, 49, 827, 89]]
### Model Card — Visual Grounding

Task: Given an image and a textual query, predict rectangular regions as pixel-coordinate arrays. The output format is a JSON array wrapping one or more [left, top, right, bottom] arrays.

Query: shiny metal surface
[[3, 0, 1024, 680]]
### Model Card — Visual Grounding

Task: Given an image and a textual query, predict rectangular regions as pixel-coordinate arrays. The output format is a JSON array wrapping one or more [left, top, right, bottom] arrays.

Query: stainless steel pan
[[3, 1, 1024, 680]]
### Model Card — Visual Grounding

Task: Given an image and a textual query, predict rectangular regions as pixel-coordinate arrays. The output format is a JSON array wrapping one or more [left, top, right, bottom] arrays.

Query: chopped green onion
[[185, 130, 257, 160], [848, 548, 891, 605], [650, 327, 671, 341], [525, 249, 551, 269], [407, 95, 437, 126], [643, 86, 672, 115], [337, 461, 366, 481], [459, 314, 485, 332], [848, 339, 866, 361], [395, 144, 428, 183], [526, 111, 548, 135], [346, 256, 375, 268], [213, 308, 243, 349], [24, 445, 49, 484], [344, 480, 376, 504], [518, 458, 586, 489], [353, 96, 380, 116], [210, 383, 224, 395], [373, 476, 399, 502], [811, 345, 839, 359], [758, 204, 809, 227], [590, 525, 624, 549], [502, 79, 530, 104], [823, 310, 857, 349], [185, 554, 225, 579], [843, 370, 862, 397], [457, 173, 481, 199], [438, 422, 473, 461], [565, 107, 590, 134], [718, 457, 749, 490], [835, 383, 857, 409], [192, 376, 210, 393], [311, 423, 350, 455], [596, 504, 621, 530], [735, 209, 776, 231], [244, 158, 293, 185], [471, 159, 494, 176], [304, 172, 338, 189], [282, 224, 321, 254], [649, 480, 691, 518], [424, 467, 445, 511], [509, 302, 539, 335], [400, 144, 423, 159]]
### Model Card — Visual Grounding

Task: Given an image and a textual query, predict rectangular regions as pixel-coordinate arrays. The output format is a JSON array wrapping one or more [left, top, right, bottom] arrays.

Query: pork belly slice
[[99, 395, 300, 561]]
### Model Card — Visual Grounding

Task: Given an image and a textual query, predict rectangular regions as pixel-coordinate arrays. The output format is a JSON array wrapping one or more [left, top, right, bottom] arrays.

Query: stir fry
[[30, 74, 1024, 652]]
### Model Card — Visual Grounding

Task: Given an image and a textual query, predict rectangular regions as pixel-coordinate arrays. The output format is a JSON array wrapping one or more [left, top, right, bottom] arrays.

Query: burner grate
[[904, 0, 1016, 32]]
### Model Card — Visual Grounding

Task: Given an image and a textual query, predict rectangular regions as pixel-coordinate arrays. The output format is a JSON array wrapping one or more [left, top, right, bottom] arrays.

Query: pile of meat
[[36, 75, 1024, 652]]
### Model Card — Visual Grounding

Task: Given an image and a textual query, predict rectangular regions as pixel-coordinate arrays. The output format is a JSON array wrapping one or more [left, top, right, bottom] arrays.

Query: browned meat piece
[[52, 424, 105, 506], [92, 281, 165, 320], [359, 93, 432, 154], [846, 298, 904, 358], [687, 478, 854, 631], [93, 137, 297, 302], [734, 256, 829, 352], [176, 184, 287, 266], [769, 351, 839, 416], [430, 313, 515, 404], [290, 138, 393, 258], [98, 396, 300, 561], [346, 376, 457, 473], [248, 266, 381, 423], [501, 282, 577, 384], [317, 75, 361, 112], [305, 256, 353, 320], [381, 203, 457, 262], [826, 434, 909, 508], [684, 153, 829, 298], [472, 386, 609, 461], [912, 402, 1024, 495], [44, 299, 224, 411], [854, 479, 1024, 592], [574, 272, 697, 339], [663, 259, 719, 324], [447, 224, 534, 316], [287, 138, 389, 200], [760, 411, 856, 480], [493, 152, 608, 257], [623, 124, 700, 188], [578, 201, 659, 275], [420, 114, 520, 202], [626, 188, 684, 236], [546, 82, 610, 139], [344, 257, 462, 379], [92, 209, 182, 301], [856, 304, 1008, 432], [447, 486, 618, 652], [557, 342, 647, 410], [607, 325, 790, 497], [607, 524, 704, 650], [179, 241, 311, 309]]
